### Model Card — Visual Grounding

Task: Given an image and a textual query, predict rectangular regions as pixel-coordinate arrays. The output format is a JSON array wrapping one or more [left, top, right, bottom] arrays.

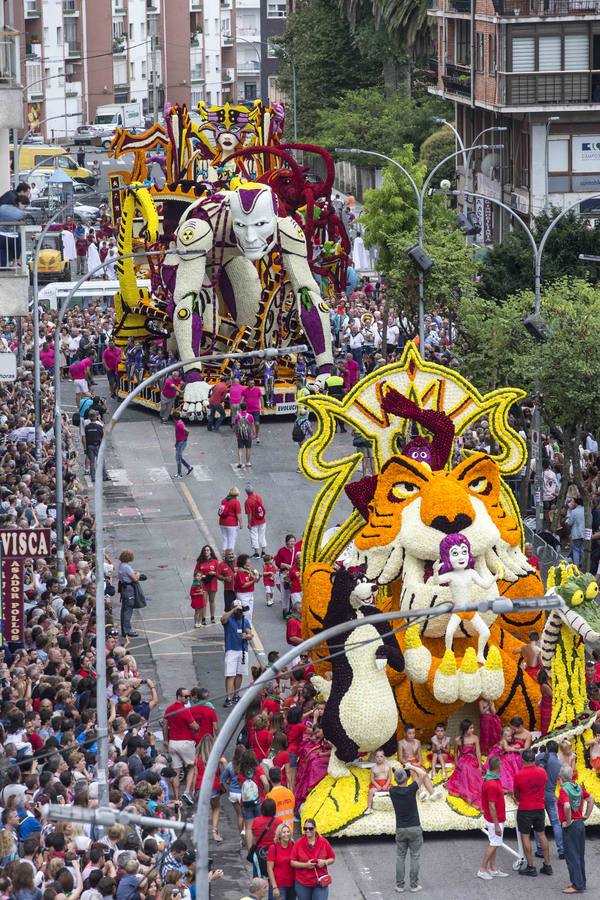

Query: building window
[[476, 32, 484, 73], [488, 34, 496, 74], [548, 139, 569, 172], [244, 82, 257, 100], [56, 26, 62, 44], [564, 33, 589, 70], [267, 1, 287, 18], [140, 22, 145, 39], [113, 21, 125, 39], [267, 39, 277, 59], [456, 21, 470, 66], [141, 60, 147, 79], [130, 61, 135, 79], [538, 34, 561, 71], [129, 23, 134, 40], [512, 36, 535, 71]]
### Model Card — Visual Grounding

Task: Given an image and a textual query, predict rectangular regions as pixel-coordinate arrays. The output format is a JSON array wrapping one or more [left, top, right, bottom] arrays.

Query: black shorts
[[517, 808, 545, 834], [237, 437, 252, 449]]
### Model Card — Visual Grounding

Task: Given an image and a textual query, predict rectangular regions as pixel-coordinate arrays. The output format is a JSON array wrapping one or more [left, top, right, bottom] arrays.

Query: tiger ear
[[452, 452, 501, 502]]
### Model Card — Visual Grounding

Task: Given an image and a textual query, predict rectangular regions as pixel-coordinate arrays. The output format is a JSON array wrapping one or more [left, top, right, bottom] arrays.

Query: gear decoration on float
[[297, 349, 600, 836]]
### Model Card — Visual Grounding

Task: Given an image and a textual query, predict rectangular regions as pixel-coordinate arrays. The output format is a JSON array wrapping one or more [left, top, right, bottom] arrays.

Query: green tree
[[275, 0, 382, 139], [419, 128, 456, 185], [458, 277, 600, 566], [478, 208, 600, 302], [338, 0, 431, 58], [313, 88, 451, 163], [361, 146, 477, 325]]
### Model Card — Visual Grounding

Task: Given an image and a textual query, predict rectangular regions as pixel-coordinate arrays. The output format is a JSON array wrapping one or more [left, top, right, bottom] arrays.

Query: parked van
[[14, 145, 94, 185]]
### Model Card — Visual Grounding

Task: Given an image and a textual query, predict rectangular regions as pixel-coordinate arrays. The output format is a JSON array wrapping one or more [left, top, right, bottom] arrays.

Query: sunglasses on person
[[303, 825, 315, 832]]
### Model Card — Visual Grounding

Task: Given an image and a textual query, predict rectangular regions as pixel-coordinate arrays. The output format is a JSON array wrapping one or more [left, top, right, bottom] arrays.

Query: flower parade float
[[298, 345, 600, 835], [102, 100, 352, 416]]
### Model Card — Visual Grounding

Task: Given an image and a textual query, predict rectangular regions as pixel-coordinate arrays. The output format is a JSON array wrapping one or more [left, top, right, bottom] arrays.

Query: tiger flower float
[[301, 348, 547, 737]]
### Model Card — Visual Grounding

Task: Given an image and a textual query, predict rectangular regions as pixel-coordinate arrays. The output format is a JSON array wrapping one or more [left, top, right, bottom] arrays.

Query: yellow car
[[15, 145, 94, 186], [29, 233, 71, 283]]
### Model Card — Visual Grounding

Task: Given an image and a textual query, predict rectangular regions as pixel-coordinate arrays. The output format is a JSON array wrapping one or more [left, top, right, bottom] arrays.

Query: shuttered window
[[512, 37, 535, 72], [538, 35, 561, 71], [564, 33, 589, 70]]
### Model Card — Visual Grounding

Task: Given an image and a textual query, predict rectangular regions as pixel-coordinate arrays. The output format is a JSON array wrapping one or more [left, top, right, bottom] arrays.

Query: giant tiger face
[[348, 453, 533, 637]]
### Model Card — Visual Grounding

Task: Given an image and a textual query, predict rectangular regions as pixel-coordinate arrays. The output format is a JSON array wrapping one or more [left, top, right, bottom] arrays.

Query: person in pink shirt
[[160, 373, 183, 423], [243, 377, 263, 444], [228, 377, 244, 426], [342, 352, 360, 392], [69, 355, 94, 403], [173, 412, 193, 479], [39, 342, 55, 371], [102, 340, 121, 398]]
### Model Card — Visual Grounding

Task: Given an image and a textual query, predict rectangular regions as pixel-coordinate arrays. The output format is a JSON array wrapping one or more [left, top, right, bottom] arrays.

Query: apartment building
[[17, 0, 285, 142], [427, 0, 600, 240]]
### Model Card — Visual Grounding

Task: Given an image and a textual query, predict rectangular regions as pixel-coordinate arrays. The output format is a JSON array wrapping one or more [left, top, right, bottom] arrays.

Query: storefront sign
[[572, 136, 600, 174], [1, 558, 24, 643], [0, 528, 52, 558], [572, 174, 600, 192], [0, 353, 16, 383]]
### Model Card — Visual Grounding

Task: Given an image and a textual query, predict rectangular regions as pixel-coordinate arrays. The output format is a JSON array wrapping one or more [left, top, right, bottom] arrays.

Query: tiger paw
[[458, 648, 482, 702], [433, 650, 459, 704], [403, 624, 432, 684], [480, 645, 505, 700]]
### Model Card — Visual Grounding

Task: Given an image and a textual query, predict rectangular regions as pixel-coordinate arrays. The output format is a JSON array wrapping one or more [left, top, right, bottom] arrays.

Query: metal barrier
[[523, 517, 565, 577]]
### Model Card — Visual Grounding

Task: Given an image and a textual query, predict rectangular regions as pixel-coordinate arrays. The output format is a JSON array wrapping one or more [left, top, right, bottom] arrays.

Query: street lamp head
[[495, 127, 508, 132], [334, 147, 359, 155], [439, 179, 452, 191], [432, 117, 448, 125], [548, 115, 560, 122]]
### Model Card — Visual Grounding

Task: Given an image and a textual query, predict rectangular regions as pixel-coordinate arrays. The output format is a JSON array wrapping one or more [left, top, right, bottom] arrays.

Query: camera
[[241, 605, 250, 613]]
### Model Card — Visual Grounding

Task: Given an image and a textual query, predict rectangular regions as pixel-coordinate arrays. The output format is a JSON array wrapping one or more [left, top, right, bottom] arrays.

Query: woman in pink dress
[[293, 724, 331, 810], [483, 725, 523, 793], [446, 719, 483, 809], [478, 697, 502, 756]]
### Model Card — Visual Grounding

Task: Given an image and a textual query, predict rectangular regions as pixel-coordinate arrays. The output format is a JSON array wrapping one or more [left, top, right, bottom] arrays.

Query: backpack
[[218, 500, 227, 517], [292, 421, 304, 443], [237, 414, 251, 441], [241, 775, 259, 805], [255, 502, 265, 520]]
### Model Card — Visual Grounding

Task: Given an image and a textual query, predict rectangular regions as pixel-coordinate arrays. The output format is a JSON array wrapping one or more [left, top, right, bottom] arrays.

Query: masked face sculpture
[[229, 185, 278, 260]]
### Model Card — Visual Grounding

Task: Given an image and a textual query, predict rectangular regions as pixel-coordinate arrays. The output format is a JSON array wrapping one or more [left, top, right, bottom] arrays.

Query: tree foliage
[[360, 146, 477, 322], [312, 88, 450, 163], [478, 208, 600, 302], [419, 128, 456, 185], [338, 0, 432, 56]]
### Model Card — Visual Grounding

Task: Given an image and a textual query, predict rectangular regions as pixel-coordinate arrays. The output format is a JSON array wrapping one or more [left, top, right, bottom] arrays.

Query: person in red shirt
[[250, 798, 282, 878], [267, 823, 295, 899], [478, 754, 508, 880], [173, 412, 193, 479], [251, 713, 274, 762], [524, 542, 540, 571], [69, 355, 94, 403], [160, 373, 183, 423], [219, 487, 242, 553], [194, 545, 219, 625], [285, 707, 306, 791], [274, 535, 300, 617], [271, 732, 292, 788], [75, 232, 88, 275], [513, 749, 551, 876], [244, 484, 268, 560], [234, 554, 260, 624], [207, 377, 229, 433], [189, 686, 218, 740], [262, 554, 276, 607], [162, 687, 200, 798], [286, 599, 303, 647], [261, 686, 281, 718], [557, 766, 594, 894], [217, 548, 237, 611], [290, 818, 335, 893], [288, 557, 302, 605]]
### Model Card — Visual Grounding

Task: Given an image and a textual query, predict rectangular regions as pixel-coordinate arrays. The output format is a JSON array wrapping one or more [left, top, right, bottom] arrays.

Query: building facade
[[16, 0, 284, 141], [427, 0, 600, 240]]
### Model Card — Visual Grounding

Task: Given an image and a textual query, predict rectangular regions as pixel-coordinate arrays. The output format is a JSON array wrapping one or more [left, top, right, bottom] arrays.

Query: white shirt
[[387, 324, 400, 346], [348, 332, 365, 350], [586, 434, 598, 453]]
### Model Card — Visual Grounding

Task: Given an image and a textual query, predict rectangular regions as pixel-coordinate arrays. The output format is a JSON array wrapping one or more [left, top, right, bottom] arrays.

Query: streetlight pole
[[194, 592, 564, 900], [32, 207, 71, 461], [335, 145, 503, 353], [91, 344, 306, 813]]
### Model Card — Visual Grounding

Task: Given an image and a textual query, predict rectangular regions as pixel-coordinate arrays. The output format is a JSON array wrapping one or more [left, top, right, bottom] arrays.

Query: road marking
[[230, 463, 249, 478], [147, 466, 171, 484], [178, 481, 267, 660], [191, 465, 212, 482], [107, 468, 131, 486]]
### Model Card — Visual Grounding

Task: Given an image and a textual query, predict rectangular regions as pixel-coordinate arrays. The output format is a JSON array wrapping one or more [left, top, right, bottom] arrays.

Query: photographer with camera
[[389, 764, 435, 894], [221, 599, 254, 708]]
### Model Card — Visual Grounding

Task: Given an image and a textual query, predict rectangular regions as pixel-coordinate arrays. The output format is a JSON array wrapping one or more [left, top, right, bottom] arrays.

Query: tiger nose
[[430, 513, 473, 534]]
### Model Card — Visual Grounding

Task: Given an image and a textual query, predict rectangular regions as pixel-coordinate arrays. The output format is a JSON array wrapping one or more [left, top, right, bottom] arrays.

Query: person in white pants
[[233, 553, 260, 625], [244, 483, 267, 560], [218, 487, 242, 553]]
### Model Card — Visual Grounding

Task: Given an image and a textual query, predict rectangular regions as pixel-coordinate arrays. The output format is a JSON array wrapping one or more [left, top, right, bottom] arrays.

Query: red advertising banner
[[1, 558, 24, 643]]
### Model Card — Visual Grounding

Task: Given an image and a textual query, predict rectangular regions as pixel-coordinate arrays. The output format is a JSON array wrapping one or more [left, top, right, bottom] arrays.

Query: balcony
[[63, 0, 78, 14], [191, 65, 203, 82], [223, 68, 234, 82], [113, 37, 127, 55], [492, 0, 600, 14], [67, 41, 82, 58], [237, 26, 260, 39], [421, 56, 439, 85], [448, 0, 471, 11], [25, 42, 42, 60], [65, 79, 81, 97], [24, 1, 41, 17], [237, 60, 260, 74], [500, 70, 600, 104], [222, 33, 233, 46], [112, 1, 126, 13], [442, 62, 471, 97], [190, 0, 202, 8]]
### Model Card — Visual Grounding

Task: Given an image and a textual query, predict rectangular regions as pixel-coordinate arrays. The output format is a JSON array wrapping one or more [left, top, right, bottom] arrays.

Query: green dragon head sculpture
[[541, 565, 600, 668]]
